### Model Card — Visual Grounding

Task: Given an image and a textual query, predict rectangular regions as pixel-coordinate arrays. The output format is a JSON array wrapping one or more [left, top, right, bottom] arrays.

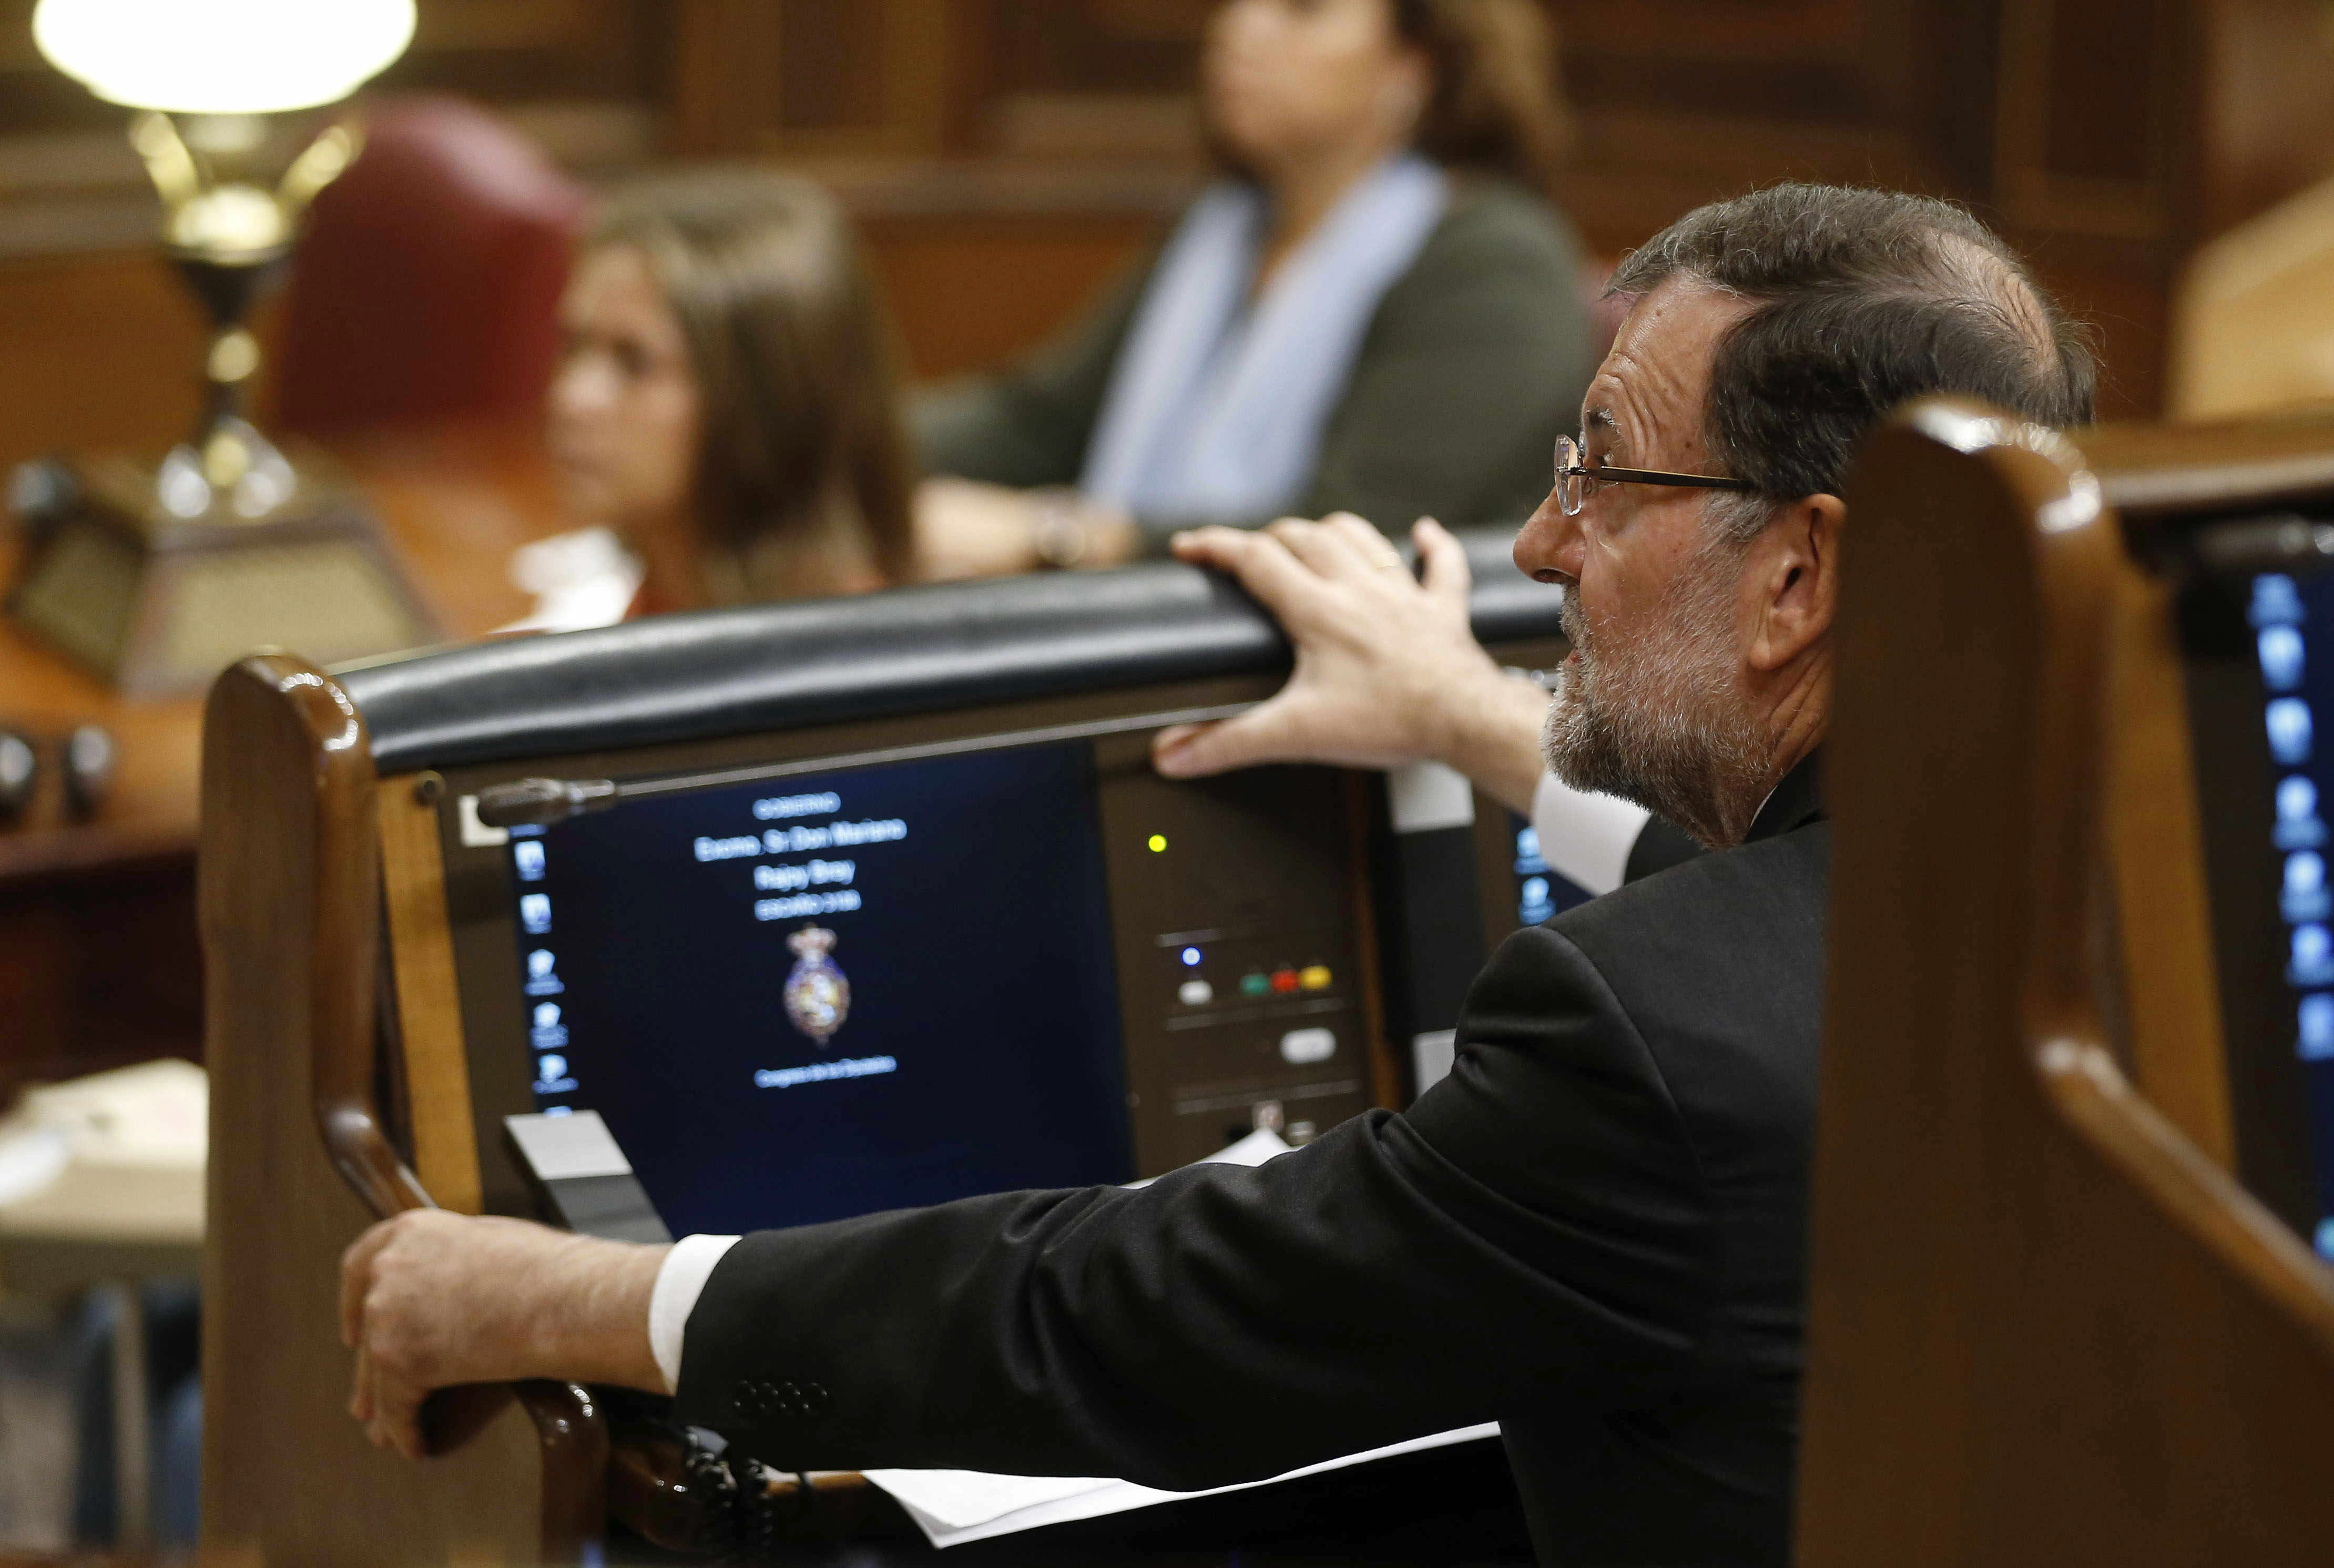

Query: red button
[[1270, 968, 1301, 993]]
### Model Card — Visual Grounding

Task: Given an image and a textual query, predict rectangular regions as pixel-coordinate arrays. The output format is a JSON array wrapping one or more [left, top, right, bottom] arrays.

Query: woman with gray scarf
[[915, 0, 1595, 575]]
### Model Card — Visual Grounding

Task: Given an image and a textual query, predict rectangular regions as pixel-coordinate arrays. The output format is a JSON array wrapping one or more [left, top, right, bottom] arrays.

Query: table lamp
[[8, 0, 440, 693]]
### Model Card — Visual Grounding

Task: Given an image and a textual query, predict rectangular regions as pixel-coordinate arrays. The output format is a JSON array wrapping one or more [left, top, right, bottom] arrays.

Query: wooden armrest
[[225, 652, 610, 1546]]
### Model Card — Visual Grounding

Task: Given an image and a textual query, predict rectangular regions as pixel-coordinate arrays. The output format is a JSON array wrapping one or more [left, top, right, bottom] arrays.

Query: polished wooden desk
[[0, 419, 572, 1099]]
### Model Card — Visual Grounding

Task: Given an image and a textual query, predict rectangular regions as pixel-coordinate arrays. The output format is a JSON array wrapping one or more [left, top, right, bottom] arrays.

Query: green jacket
[[913, 178, 1595, 547]]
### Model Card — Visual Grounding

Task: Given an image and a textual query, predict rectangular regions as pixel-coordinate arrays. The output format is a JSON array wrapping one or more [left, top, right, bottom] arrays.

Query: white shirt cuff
[[648, 1233, 742, 1394], [1529, 770, 1652, 899]]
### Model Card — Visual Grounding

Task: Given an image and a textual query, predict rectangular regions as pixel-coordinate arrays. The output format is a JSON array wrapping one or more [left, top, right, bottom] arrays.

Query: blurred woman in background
[[916, 0, 1593, 575], [543, 171, 917, 617]]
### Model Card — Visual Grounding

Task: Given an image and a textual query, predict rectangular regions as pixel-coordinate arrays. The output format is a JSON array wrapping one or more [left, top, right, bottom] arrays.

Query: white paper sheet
[[865, 1423, 1503, 1547], [1120, 1123, 1291, 1188], [494, 526, 643, 633]]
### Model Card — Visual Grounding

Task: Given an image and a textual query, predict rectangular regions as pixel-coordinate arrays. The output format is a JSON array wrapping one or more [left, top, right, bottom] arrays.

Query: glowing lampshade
[[33, 0, 416, 116]]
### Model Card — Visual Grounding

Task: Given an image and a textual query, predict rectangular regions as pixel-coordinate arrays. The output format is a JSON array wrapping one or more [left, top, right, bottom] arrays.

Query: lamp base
[[7, 446, 442, 696]]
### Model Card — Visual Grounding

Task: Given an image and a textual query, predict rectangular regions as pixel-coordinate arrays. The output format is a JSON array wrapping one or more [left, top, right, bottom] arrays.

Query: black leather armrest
[[339, 526, 1560, 775]]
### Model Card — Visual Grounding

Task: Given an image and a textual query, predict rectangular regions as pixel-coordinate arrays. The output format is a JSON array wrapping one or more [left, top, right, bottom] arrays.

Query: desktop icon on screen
[[2251, 574, 2305, 627], [2285, 852, 2331, 923], [1514, 825, 1548, 875], [2300, 994, 2334, 1062], [2268, 698, 2315, 767], [525, 948, 564, 996], [513, 839, 547, 881], [2261, 624, 2308, 691], [2277, 776, 2327, 850], [2290, 923, 2334, 989], [519, 893, 552, 934]]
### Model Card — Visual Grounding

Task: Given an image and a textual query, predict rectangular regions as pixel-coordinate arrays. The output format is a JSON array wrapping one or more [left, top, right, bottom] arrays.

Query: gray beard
[[1540, 538, 1773, 849]]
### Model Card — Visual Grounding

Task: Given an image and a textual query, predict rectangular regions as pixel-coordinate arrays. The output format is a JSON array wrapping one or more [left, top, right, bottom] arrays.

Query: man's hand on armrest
[[1155, 515, 1551, 813], [339, 1210, 670, 1459]]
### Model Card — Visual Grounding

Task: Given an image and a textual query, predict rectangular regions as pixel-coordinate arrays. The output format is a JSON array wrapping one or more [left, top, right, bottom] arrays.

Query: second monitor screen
[[508, 742, 1132, 1236]]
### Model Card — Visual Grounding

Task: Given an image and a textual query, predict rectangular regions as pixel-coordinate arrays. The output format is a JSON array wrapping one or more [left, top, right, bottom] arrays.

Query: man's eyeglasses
[[1553, 434, 1757, 517]]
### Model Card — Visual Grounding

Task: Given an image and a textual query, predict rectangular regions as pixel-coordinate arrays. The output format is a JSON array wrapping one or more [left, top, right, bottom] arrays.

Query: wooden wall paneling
[[867, 0, 961, 159], [0, 864, 204, 1092], [1553, 110, 1939, 259], [0, 0, 118, 136], [977, 1, 1202, 159], [0, 899, 78, 1095], [379, 771, 487, 1216], [1547, 0, 2007, 257], [2022, 240, 2175, 421], [1895, 0, 2006, 198], [665, 0, 786, 155], [1994, 0, 2181, 242], [777, 0, 896, 136], [863, 208, 1163, 379], [667, 0, 964, 159], [1553, 0, 1874, 96], [988, 0, 1209, 96], [2189, 0, 2334, 239], [0, 251, 212, 478], [768, 0, 959, 158], [380, 0, 665, 104]]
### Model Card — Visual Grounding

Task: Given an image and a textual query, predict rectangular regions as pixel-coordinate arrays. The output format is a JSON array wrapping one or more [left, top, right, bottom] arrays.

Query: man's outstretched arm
[[1153, 515, 1553, 814], [338, 1212, 668, 1457], [339, 925, 1713, 1479]]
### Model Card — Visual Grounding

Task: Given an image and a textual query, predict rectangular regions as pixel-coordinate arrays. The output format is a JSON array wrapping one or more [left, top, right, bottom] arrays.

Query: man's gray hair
[[1609, 183, 2097, 539]]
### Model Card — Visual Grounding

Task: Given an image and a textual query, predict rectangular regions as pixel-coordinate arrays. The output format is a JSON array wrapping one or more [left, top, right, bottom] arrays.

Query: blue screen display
[[505, 742, 1132, 1237], [2246, 572, 2334, 1259], [1507, 812, 1594, 927]]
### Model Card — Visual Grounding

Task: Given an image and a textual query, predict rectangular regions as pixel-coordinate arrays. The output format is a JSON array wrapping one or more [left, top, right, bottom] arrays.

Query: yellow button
[[1299, 964, 1332, 991]]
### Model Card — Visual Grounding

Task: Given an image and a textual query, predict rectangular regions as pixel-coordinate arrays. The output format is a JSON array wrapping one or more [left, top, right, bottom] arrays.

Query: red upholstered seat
[[273, 95, 588, 436]]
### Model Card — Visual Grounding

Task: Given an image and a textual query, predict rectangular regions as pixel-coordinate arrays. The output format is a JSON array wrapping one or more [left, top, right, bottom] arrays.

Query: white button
[[1279, 1027, 1336, 1064], [1178, 979, 1213, 1006]]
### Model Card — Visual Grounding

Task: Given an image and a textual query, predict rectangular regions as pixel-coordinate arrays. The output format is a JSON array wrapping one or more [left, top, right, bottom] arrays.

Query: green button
[[1240, 972, 1271, 997]]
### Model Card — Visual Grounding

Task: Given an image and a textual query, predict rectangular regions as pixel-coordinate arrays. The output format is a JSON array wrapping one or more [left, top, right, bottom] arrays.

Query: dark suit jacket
[[676, 759, 1829, 1566]]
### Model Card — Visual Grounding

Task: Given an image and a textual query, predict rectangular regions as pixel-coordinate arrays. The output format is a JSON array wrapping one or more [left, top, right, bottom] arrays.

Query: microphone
[[0, 729, 35, 819], [63, 724, 115, 818]]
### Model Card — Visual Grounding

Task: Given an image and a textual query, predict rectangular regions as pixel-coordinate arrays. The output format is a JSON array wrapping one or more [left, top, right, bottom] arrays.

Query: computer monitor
[[504, 741, 1128, 1235], [2178, 523, 2334, 1259], [492, 726, 1405, 1241], [368, 535, 1564, 1230]]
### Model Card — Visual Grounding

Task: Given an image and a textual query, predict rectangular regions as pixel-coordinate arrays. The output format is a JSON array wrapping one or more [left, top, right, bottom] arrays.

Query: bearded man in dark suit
[[339, 184, 2097, 1567]]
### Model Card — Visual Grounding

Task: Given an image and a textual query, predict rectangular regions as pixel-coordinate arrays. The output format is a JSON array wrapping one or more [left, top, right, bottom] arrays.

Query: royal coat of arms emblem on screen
[[782, 925, 851, 1046]]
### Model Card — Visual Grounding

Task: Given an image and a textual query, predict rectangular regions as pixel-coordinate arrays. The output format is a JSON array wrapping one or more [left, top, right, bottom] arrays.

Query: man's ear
[[1746, 493, 1847, 673]]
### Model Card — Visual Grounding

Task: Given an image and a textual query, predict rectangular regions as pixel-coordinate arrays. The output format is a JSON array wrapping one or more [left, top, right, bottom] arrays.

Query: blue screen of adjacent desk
[[2247, 572, 2334, 1259], [504, 742, 1132, 1237]]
